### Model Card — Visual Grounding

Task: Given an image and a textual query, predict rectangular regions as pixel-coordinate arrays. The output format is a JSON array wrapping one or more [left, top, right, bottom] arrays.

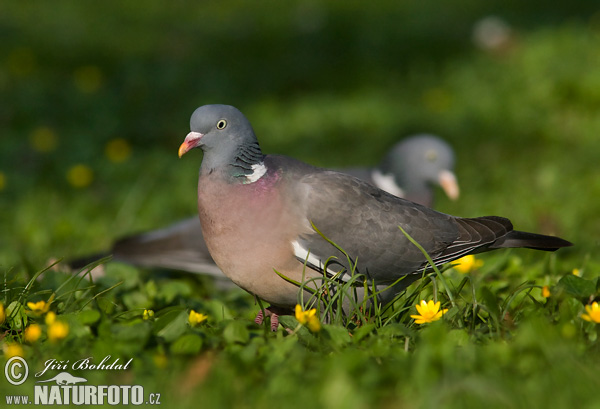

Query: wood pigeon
[[177, 104, 571, 326], [344, 133, 459, 207], [71, 134, 460, 277]]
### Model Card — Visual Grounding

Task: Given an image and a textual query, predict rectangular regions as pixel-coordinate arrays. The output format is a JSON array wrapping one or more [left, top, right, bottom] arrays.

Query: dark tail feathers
[[489, 230, 573, 251]]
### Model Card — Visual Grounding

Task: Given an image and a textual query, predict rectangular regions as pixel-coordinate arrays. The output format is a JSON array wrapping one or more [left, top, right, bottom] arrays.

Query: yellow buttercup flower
[[27, 300, 50, 314], [66, 164, 94, 188], [45, 311, 56, 325], [153, 353, 168, 369], [105, 138, 132, 163], [48, 321, 69, 342], [572, 268, 582, 277], [0, 302, 5, 324], [294, 304, 321, 332], [294, 304, 314, 324], [542, 286, 551, 298], [3, 343, 24, 358], [581, 302, 600, 324], [188, 310, 208, 326], [30, 126, 58, 153], [73, 65, 103, 94], [411, 300, 448, 324], [24, 324, 42, 343], [452, 255, 484, 274], [143, 309, 155, 320]]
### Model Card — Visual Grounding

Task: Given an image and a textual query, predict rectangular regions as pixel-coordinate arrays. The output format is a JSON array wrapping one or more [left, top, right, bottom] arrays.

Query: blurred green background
[[1, 1, 599, 268], [2, 2, 600, 408]]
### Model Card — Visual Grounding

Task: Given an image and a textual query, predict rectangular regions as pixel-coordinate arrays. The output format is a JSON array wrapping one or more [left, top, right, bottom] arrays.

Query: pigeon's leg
[[254, 306, 292, 331], [269, 313, 280, 332], [254, 310, 265, 325]]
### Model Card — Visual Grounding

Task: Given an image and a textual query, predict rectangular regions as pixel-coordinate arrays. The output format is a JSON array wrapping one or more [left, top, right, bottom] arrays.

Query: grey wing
[[112, 217, 225, 278], [295, 171, 461, 283]]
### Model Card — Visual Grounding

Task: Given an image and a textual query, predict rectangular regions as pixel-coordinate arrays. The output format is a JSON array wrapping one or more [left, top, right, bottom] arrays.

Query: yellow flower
[[48, 321, 69, 342], [0, 171, 6, 191], [27, 300, 50, 314], [153, 353, 168, 369], [581, 302, 600, 324], [30, 126, 58, 153], [45, 311, 56, 325], [105, 138, 132, 163], [143, 309, 154, 320], [294, 304, 321, 332], [452, 255, 484, 274], [572, 268, 582, 277], [542, 286, 551, 298], [73, 65, 103, 94], [188, 310, 208, 326], [24, 324, 42, 343], [66, 164, 93, 188], [411, 300, 448, 324], [0, 302, 5, 324], [3, 343, 24, 358]]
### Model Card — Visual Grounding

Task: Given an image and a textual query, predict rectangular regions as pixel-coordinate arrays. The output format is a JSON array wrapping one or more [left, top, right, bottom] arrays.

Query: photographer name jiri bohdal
[[35, 355, 133, 377]]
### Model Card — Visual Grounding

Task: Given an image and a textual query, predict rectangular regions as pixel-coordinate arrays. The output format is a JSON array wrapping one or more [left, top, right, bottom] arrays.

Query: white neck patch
[[371, 169, 405, 198], [245, 162, 267, 183]]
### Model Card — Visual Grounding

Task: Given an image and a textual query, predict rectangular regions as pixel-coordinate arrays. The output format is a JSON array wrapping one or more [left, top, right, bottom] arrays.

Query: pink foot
[[254, 306, 290, 331], [270, 314, 279, 332], [254, 310, 265, 325]]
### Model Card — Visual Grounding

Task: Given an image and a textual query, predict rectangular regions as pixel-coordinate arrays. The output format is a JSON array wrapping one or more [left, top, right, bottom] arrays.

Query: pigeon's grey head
[[178, 105, 259, 161], [378, 134, 459, 201]]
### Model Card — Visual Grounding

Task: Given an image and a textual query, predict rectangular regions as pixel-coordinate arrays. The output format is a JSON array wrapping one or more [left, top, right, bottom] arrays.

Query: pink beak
[[178, 132, 204, 158], [438, 170, 460, 200]]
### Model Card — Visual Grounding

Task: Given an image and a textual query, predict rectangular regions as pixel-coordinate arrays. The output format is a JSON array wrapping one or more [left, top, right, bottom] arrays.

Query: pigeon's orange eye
[[217, 119, 227, 130]]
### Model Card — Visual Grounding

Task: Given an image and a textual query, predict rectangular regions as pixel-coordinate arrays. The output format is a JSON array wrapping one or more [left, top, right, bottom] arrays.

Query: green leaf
[[558, 275, 596, 298], [103, 264, 141, 290], [203, 299, 234, 323], [377, 324, 413, 339], [170, 334, 203, 354], [323, 325, 351, 348], [145, 280, 158, 300], [276, 315, 297, 330], [352, 323, 376, 343], [158, 280, 193, 304], [446, 329, 470, 347], [154, 310, 188, 343], [96, 297, 116, 315], [108, 321, 151, 343], [479, 286, 500, 320], [558, 297, 581, 321], [6, 301, 27, 330], [76, 309, 101, 325], [61, 313, 93, 339], [95, 320, 151, 356], [223, 320, 250, 345], [122, 291, 151, 310]]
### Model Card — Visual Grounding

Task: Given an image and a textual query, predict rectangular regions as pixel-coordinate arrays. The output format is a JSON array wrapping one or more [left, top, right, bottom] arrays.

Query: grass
[[1, 2, 600, 408]]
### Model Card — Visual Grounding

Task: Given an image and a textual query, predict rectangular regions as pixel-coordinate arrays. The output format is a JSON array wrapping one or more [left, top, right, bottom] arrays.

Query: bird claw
[[254, 310, 265, 325], [270, 314, 279, 332], [254, 306, 290, 332]]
